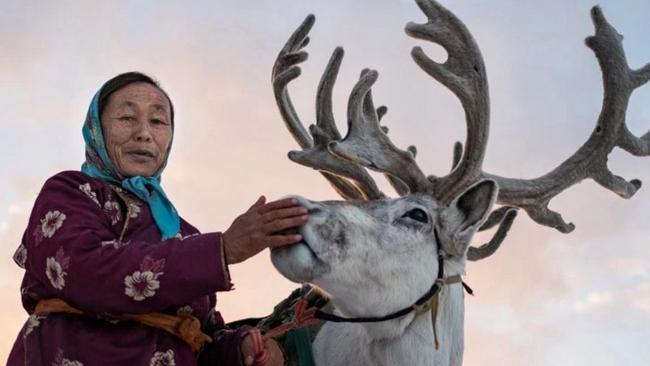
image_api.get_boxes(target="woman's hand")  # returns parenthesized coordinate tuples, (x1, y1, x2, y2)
(241, 329, 285, 366)
(222, 196, 307, 264)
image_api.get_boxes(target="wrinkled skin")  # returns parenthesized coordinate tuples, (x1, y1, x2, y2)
(101, 82, 172, 178)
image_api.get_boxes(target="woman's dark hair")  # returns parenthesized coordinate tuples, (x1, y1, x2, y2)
(97, 72, 175, 124)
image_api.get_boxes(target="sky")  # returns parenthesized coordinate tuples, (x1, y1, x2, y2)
(1, 0, 649, 364)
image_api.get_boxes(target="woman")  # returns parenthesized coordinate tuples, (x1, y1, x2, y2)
(7, 72, 305, 365)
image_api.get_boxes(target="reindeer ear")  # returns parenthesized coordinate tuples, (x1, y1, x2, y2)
(440, 180, 498, 256)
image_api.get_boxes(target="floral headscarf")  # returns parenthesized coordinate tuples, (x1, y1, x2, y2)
(81, 87, 180, 240)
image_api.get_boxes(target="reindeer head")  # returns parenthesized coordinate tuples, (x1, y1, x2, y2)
(272, 182, 496, 316)
(270, 0, 649, 317)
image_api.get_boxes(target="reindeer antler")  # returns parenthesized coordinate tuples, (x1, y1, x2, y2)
(406, 1, 649, 259)
(273, 1, 648, 261)
(272, 15, 383, 200)
(328, 69, 431, 193)
(405, 0, 490, 203)
(476, 6, 650, 234)
(273, 14, 434, 199)
(405, 0, 519, 260)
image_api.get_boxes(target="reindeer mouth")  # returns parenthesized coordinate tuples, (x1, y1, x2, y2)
(274, 227, 319, 258)
(271, 224, 331, 283)
(297, 240, 318, 258)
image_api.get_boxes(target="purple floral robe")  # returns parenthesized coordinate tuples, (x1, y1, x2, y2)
(7, 171, 250, 366)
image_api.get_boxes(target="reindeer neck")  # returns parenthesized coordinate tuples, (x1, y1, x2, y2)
(433, 280, 466, 365)
(331, 258, 467, 339)
(354, 282, 465, 366)
(314, 259, 467, 366)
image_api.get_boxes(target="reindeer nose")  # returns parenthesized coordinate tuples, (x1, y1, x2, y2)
(307, 207, 322, 215)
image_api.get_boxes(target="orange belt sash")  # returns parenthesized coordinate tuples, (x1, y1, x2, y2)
(34, 298, 212, 352)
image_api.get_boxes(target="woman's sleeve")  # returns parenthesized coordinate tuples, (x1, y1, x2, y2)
(23, 171, 232, 315)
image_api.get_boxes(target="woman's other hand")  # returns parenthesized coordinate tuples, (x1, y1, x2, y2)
(241, 329, 285, 366)
(222, 196, 307, 265)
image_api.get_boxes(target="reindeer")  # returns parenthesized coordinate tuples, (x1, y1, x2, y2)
(268, 0, 650, 364)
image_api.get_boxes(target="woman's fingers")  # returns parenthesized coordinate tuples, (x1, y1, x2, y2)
(241, 331, 285, 366)
(225, 197, 310, 263)
(262, 216, 308, 235)
(248, 196, 266, 211)
(264, 338, 286, 366)
(241, 334, 256, 365)
(266, 234, 303, 248)
(262, 206, 308, 223)
(257, 197, 302, 214)
(244, 356, 254, 366)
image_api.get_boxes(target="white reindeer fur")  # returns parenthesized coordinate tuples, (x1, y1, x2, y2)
(271, 182, 497, 365)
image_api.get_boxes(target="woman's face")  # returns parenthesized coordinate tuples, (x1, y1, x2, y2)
(100, 82, 173, 177)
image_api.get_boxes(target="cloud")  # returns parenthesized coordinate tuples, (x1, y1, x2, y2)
(7, 204, 26, 216)
(574, 290, 616, 313)
(573, 281, 650, 314)
(609, 258, 649, 278)
(630, 282, 650, 313)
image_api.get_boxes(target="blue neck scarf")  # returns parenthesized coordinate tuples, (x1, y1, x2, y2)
(81, 88, 180, 240)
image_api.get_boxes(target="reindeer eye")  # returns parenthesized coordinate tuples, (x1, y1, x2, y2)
(402, 208, 428, 223)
